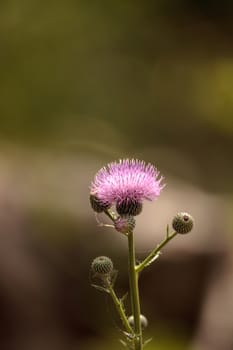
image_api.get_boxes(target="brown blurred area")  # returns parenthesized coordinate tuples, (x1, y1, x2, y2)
(0, 1, 233, 350)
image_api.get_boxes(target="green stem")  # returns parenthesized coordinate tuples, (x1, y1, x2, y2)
(104, 209, 118, 222)
(128, 231, 142, 350)
(105, 278, 133, 335)
(136, 231, 177, 273)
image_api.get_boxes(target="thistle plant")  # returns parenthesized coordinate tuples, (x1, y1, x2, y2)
(89, 159, 194, 350)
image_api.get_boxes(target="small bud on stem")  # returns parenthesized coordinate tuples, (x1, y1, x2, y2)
(128, 314, 148, 329)
(114, 216, 136, 234)
(91, 256, 113, 276)
(172, 212, 194, 234)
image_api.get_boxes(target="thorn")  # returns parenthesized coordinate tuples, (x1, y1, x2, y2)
(120, 292, 128, 304)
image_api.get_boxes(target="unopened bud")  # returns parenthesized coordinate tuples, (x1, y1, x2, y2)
(90, 194, 111, 213)
(128, 314, 148, 329)
(172, 212, 194, 234)
(91, 256, 113, 275)
(114, 216, 136, 234)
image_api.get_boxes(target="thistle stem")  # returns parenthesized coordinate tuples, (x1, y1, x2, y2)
(105, 278, 133, 335)
(136, 231, 177, 273)
(128, 231, 142, 350)
(104, 209, 118, 222)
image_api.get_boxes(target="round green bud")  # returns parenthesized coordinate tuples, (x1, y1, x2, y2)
(128, 314, 148, 329)
(91, 256, 113, 275)
(89, 194, 111, 213)
(114, 216, 136, 234)
(172, 212, 194, 234)
(116, 200, 143, 216)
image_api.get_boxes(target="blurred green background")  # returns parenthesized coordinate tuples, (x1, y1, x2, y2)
(0, 1, 233, 350)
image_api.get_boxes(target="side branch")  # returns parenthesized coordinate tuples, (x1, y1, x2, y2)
(136, 231, 177, 273)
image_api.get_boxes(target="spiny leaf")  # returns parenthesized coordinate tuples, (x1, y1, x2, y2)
(120, 292, 128, 304)
(119, 339, 128, 348)
(119, 338, 134, 350)
(91, 284, 109, 293)
(111, 269, 118, 287)
(122, 330, 135, 340)
(143, 338, 153, 347)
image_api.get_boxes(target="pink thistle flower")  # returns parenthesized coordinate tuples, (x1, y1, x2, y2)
(90, 159, 165, 216)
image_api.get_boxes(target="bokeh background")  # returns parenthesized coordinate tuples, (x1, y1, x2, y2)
(0, 1, 233, 349)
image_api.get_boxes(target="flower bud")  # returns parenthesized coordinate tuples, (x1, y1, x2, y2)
(114, 216, 136, 234)
(128, 314, 148, 329)
(89, 194, 111, 213)
(116, 200, 143, 216)
(91, 256, 113, 275)
(172, 212, 194, 234)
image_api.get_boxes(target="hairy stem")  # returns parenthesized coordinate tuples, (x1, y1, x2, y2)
(105, 278, 133, 335)
(128, 231, 142, 350)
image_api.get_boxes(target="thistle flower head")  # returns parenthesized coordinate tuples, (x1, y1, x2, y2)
(90, 159, 165, 216)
